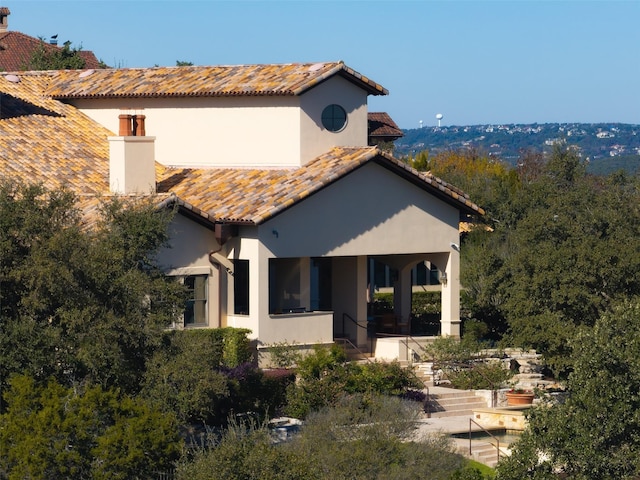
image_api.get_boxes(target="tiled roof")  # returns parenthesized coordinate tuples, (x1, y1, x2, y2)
(46, 61, 388, 99)
(368, 112, 404, 139)
(0, 69, 483, 229)
(0, 31, 101, 72)
(0, 72, 110, 194)
(157, 147, 484, 225)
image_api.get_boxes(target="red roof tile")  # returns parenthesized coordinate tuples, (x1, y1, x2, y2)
(368, 112, 404, 139)
(0, 31, 102, 72)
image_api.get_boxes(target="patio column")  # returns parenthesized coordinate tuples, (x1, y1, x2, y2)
(440, 250, 461, 337)
(355, 255, 369, 348)
(394, 265, 413, 328)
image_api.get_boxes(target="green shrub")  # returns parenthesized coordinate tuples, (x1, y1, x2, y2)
(142, 328, 259, 425)
(285, 345, 424, 418)
(446, 361, 512, 390)
(266, 340, 302, 368)
(177, 395, 472, 480)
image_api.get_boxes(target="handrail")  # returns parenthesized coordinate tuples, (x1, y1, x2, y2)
(341, 312, 369, 335)
(334, 337, 374, 363)
(341, 312, 374, 353)
(469, 418, 501, 465)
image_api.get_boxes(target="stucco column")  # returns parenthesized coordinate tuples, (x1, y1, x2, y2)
(300, 257, 311, 310)
(355, 255, 369, 348)
(393, 265, 413, 326)
(440, 250, 461, 337)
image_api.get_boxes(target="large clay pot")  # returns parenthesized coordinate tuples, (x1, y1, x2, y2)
(506, 391, 534, 406)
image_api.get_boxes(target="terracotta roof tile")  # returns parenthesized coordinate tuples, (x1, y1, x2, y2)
(46, 61, 388, 99)
(0, 72, 111, 194)
(368, 112, 404, 139)
(157, 147, 484, 224)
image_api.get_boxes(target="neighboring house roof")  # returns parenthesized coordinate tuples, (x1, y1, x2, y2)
(0, 31, 101, 71)
(0, 68, 484, 229)
(368, 112, 404, 141)
(46, 61, 388, 99)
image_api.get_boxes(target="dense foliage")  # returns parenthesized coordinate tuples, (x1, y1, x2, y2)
(0, 375, 181, 479)
(0, 181, 281, 476)
(417, 144, 640, 376)
(284, 344, 424, 419)
(176, 394, 483, 480)
(496, 300, 640, 479)
(0, 183, 188, 396)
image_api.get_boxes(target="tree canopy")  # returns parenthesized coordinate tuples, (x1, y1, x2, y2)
(496, 300, 640, 479)
(0, 374, 181, 479)
(421, 144, 640, 375)
(25, 40, 87, 70)
(0, 181, 186, 397)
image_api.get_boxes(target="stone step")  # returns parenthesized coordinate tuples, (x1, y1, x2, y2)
(425, 390, 488, 418)
(430, 408, 482, 418)
(471, 442, 501, 468)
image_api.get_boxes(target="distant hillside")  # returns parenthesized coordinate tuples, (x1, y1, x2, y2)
(395, 123, 640, 175)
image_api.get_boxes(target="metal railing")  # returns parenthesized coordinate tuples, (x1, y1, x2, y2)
(334, 336, 374, 363)
(469, 418, 501, 465)
(339, 312, 374, 354)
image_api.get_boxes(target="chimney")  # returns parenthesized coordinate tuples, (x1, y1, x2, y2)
(108, 113, 156, 194)
(0, 7, 10, 32)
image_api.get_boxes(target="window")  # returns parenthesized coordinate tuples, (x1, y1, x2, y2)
(234, 259, 249, 315)
(321, 104, 347, 132)
(269, 258, 301, 314)
(311, 257, 332, 311)
(184, 275, 207, 326)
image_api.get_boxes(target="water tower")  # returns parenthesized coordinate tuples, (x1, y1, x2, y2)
(436, 113, 443, 127)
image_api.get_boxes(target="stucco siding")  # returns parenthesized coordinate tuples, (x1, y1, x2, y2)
(299, 76, 369, 164)
(72, 96, 302, 168)
(159, 214, 217, 271)
(157, 213, 221, 328)
(259, 162, 459, 258)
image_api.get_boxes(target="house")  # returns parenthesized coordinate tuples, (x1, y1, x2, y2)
(0, 61, 484, 363)
(0, 7, 102, 71)
(367, 111, 404, 147)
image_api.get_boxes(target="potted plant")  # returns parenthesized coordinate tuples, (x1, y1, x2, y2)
(505, 387, 535, 406)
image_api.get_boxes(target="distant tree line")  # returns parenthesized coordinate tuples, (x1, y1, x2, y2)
(398, 123, 640, 171)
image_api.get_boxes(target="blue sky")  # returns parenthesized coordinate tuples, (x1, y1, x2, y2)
(9, 0, 640, 128)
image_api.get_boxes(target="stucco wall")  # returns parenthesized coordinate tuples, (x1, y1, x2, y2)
(157, 213, 221, 327)
(299, 76, 369, 164)
(72, 74, 368, 168)
(72, 96, 301, 168)
(259, 162, 460, 258)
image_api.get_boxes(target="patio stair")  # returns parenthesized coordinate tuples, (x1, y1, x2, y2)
(412, 361, 435, 384)
(465, 441, 505, 469)
(425, 390, 488, 418)
(334, 337, 373, 361)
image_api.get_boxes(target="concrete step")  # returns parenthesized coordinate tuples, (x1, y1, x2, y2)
(471, 442, 501, 468)
(426, 390, 488, 418)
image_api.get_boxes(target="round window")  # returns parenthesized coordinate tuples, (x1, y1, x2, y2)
(321, 104, 347, 132)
